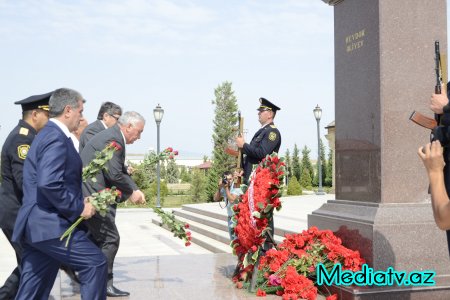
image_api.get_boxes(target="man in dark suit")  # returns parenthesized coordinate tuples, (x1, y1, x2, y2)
(0, 92, 51, 299)
(12, 88, 107, 300)
(80, 111, 146, 297)
(236, 97, 282, 184)
(79, 101, 122, 151)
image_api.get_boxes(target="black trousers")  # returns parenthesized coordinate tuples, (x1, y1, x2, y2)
(85, 206, 119, 280)
(0, 228, 23, 299)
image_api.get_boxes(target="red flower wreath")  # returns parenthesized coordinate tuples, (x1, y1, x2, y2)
(231, 153, 285, 280)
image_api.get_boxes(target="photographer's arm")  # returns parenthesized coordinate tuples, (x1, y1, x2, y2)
(418, 141, 450, 230)
(225, 187, 238, 203)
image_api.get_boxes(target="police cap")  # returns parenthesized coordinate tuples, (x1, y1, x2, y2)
(14, 91, 52, 112)
(257, 97, 280, 112)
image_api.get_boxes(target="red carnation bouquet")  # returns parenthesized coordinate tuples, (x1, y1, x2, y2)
(254, 227, 365, 299)
(142, 147, 178, 166)
(153, 207, 192, 246)
(60, 141, 123, 246)
(138, 146, 191, 246)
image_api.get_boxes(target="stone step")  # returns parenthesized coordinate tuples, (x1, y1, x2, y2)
(179, 204, 291, 242)
(172, 208, 229, 232)
(171, 207, 285, 245)
(181, 203, 228, 221)
(151, 216, 232, 254)
(171, 214, 232, 246)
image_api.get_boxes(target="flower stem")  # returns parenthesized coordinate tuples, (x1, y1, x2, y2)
(60, 216, 85, 246)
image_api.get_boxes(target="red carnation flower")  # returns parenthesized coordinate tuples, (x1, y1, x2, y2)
(185, 223, 190, 229)
(109, 141, 122, 151)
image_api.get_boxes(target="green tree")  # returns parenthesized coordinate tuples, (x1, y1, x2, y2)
(325, 148, 333, 187)
(179, 166, 191, 183)
(205, 81, 239, 201)
(301, 146, 314, 184)
(284, 148, 292, 183)
(148, 181, 169, 206)
(313, 139, 327, 187)
(287, 176, 302, 195)
(160, 163, 167, 180)
(166, 159, 179, 183)
(131, 161, 153, 190)
(300, 167, 312, 190)
(190, 168, 207, 202)
(292, 144, 301, 181)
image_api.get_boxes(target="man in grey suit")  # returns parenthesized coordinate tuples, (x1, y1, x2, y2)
(80, 111, 146, 297)
(79, 101, 122, 151)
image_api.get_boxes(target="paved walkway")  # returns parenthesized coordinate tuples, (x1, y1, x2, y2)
(0, 194, 334, 299)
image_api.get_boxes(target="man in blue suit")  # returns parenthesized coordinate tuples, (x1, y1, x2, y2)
(12, 88, 108, 300)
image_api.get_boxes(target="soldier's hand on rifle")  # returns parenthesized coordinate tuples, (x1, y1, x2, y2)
(430, 82, 449, 114)
(418, 141, 445, 175)
(236, 136, 245, 148)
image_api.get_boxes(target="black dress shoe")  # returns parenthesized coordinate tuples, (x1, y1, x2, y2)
(60, 265, 80, 284)
(106, 285, 130, 297)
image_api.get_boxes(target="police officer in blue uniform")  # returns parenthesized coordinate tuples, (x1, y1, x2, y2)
(236, 97, 282, 184)
(0, 92, 52, 299)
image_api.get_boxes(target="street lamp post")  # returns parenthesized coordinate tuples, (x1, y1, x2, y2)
(313, 104, 326, 195)
(153, 104, 164, 208)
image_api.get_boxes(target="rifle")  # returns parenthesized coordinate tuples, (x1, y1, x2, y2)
(235, 112, 244, 187)
(224, 112, 244, 187)
(409, 40, 443, 129)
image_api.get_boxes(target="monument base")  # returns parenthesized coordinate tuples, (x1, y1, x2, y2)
(308, 200, 450, 299)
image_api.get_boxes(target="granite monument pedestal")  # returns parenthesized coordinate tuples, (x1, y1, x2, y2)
(310, 0, 450, 298)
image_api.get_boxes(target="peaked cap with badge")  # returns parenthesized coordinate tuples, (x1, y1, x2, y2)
(241, 97, 282, 184)
(14, 91, 52, 112)
(0, 91, 53, 230)
(257, 97, 281, 112)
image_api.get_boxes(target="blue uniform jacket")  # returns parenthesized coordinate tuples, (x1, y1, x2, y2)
(12, 121, 84, 244)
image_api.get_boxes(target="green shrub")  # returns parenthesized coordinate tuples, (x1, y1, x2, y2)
(287, 176, 302, 195)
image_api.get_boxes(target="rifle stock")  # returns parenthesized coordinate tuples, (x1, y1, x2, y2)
(410, 41, 444, 130)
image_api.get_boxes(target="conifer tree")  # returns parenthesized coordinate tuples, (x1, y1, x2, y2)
(284, 148, 292, 184)
(166, 159, 180, 183)
(300, 167, 312, 190)
(325, 148, 333, 187)
(292, 144, 301, 181)
(287, 176, 302, 195)
(301, 146, 314, 184)
(190, 168, 207, 202)
(313, 139, 327, 187)
(205, 81, 239, 201)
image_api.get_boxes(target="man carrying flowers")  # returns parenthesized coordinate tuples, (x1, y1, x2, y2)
(80, 111, 146, 297)
(12, 88, 108, 300)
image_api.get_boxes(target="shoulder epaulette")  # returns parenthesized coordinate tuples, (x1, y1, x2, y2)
(19, 127, 29, 136)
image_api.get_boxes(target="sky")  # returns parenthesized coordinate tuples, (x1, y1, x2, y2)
(0, 0, 335, 159)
